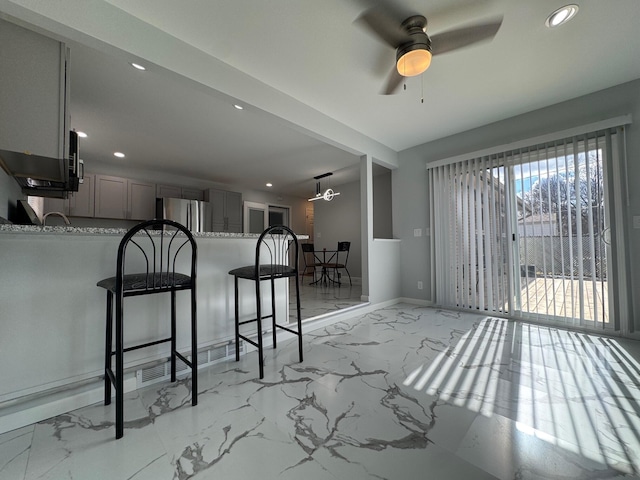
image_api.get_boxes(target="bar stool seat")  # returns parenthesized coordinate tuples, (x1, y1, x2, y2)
(228, 225, 303, 379)
(97, 219, 198, 439)
(228, 264, 297, 280)
(97, 272, 193, 292)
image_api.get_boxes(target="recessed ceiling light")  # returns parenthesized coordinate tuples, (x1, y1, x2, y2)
(114, 152, 125, 158)
(545, 5, 579, 28)
(266, 183, 273, 187)
(130, 62, 146, 71)
(234, 104, 244, 110)
(76, 131, 87, 138)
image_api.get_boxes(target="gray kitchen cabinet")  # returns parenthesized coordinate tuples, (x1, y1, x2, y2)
(95, 175, 127, 219)
(181, 187, 204, 201)
(43, 173, 95, 218)
(156, 184, 182, 199)
(157, 184, 204, 201)
(128, 179, 156, 220)
(95, 175, 155, 220)
(68, 173, 95, 217)
(208, 188, 242, 232)
(0, 18, 69, 160)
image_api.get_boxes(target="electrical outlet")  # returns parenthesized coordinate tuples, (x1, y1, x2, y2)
(417, 281, 423, 290)
(414, 228, 422, 237)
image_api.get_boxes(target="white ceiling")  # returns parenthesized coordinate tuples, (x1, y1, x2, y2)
(6, 0, 640, 198)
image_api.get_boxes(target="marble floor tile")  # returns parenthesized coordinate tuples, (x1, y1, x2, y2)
(23, 391, 174, 480)
(4, 303, 640, 480)
(0, 425, 32, 480)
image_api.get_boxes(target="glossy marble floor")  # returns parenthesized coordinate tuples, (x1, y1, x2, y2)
(3, 304, 640, 480)
(292, 277, 365, 320)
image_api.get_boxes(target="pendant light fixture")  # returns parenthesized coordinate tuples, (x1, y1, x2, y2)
(308, 172, 340, 202)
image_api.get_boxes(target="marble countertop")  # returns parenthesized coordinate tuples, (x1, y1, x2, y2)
(0, 224, 260, 238)
(0, 224, 308, 239)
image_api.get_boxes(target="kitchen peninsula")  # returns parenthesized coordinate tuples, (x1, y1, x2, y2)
(0, 225, 306, 432)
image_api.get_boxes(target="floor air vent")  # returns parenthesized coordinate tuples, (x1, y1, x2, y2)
(136, 341, 243, 388)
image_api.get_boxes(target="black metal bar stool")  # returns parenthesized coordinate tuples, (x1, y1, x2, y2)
(97, 219, 198, 439)
(228, 225, 303, 378)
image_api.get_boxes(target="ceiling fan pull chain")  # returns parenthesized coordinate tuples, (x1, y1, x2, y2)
(402, 56, 407, 90)
(421, 73, 424, 103)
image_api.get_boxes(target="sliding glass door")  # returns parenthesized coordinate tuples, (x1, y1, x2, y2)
(510, 138, 611, 329)
(429, 125, 626, 331)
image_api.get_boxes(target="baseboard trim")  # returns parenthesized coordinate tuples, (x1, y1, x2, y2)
(0, 375, 137, 435)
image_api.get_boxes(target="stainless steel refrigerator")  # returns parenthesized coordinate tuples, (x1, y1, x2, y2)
(156, 198, 211, 232)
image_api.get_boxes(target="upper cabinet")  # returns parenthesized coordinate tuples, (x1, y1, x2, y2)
(94, 175, 127, 219)
(44, 174, 95, 217)
(128, 179, 156, 220)
(68, 174, 95, 218)
(181, 187, 205, 201)
(0, 18, 69, 159)
(95, 175, 155, 220)
(156, 184, 182, 199)
(157, 184, 204, 201)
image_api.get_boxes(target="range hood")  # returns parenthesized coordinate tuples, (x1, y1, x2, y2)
(0, 131, 82, 198)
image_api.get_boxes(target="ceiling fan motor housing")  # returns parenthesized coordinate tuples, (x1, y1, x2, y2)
(396, 15, 432, 77)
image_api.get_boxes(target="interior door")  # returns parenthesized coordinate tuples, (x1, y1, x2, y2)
(243, 201, 267, 234)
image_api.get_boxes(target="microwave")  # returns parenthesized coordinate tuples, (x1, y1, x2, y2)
(0, 130, 83, 198)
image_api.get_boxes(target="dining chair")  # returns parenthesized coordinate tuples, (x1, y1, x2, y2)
(301, 242, 322, 283)
(323, 241, 352, 286)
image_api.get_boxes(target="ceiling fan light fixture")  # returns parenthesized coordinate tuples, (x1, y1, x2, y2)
(396, 47, 432, 77)
(545, 5, 579, 28)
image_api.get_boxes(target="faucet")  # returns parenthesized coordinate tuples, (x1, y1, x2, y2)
(43, 211, 71, 226)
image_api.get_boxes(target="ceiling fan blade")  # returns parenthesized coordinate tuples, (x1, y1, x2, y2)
(381, 68, 404, 95)
(356, 6, 411, 48)
(430, 16, 503, 56)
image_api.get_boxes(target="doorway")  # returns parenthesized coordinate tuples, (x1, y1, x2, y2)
(269, 205, 289, 228)
(243, 201, 291, 233)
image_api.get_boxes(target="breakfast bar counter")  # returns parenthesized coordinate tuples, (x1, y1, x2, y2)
(0, 225, 306, 417)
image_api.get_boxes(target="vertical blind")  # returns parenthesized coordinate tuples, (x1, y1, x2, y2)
(428, 123, 628, 330)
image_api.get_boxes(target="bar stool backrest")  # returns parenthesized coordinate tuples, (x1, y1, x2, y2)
(255, 225, 299, 278)
(116, 219, 197, 294)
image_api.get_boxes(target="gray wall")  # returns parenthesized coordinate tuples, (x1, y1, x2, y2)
(394, 79, 640, 330)
(313, 178, 362, 279)
(373, 169, 393, 239)
(0, 169, 24, 221)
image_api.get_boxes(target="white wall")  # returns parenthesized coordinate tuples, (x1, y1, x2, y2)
(395, 79, 640, 330)
(0, 233, 275, 401)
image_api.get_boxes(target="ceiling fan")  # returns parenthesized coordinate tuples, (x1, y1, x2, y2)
(357, 2, 503, 94)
